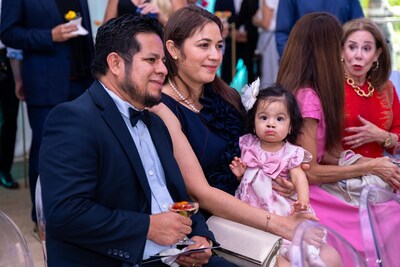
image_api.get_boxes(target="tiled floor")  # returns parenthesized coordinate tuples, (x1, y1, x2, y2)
(0, 161, 45, 267)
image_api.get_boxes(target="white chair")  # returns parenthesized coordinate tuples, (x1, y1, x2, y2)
(290, 220, 367, 267)
(0, 210, 34, 267)
(359, 185, 400, 267)
(35, 176, 47, 265)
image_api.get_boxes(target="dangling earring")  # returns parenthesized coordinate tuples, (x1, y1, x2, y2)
(372, 60, 379, 71)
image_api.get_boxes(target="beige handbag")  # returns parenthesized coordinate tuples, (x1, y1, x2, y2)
(206, 215, 282, 267)
(320, 150, 391, 206)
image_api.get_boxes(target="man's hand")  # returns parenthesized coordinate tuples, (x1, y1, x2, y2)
(221, 19, 230, 39)
(15, 79, 25, 100)
(51, 23, 79, 42)
(175, 236, 212, 267)
(147, 212, 192, 246)
(234, 29, 247, 42)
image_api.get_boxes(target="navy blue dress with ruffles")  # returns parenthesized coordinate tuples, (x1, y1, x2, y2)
(161, 84, 244, 196)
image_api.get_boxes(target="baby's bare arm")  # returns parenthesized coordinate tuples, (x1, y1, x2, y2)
(290, 166, 310, 212)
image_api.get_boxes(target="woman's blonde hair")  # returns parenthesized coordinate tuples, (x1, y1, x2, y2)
(151, 0, 173, 18)
(341, 18, 391, 90)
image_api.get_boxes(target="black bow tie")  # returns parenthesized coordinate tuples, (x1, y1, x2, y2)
(129, 107, 151, 127)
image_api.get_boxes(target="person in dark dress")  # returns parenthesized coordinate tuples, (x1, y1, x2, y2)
(151, 5, 318, 241)
(214, 0, 259, 84)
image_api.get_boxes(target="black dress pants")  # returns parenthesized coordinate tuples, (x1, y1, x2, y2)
(0, 49, 19, 177)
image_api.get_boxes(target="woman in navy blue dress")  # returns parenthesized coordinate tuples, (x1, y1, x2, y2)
(162, 83, 244, 197)
(152, 5, 318, 242)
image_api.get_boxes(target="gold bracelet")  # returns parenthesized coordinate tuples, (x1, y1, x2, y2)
(265, 212, 271, 232)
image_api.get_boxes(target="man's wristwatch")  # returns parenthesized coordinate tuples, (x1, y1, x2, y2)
(383, 132, 392, 148)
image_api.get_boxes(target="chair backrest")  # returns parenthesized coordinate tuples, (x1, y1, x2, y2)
(290, 220, 367, 267)
(359, 185, 400, 267)
(35, 175, 47, 264)
(0, 210, 34, 267)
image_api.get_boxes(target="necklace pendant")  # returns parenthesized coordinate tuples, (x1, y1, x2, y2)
(345, 75, 375, 98)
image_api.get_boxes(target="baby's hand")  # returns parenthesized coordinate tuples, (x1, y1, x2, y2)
(229, 156, 246, 181)
(291, 200, 309, 214)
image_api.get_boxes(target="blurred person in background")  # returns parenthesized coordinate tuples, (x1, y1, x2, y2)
(275, 0, 364, 59)
(0, 0, 19, 189)
(103, 0, 187, 25)
(214, 0, 259, 85)
(251, 0, 279, 87)
(1, 0, 94, 232)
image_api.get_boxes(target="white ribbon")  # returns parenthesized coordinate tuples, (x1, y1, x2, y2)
(241, 78, 260, 111)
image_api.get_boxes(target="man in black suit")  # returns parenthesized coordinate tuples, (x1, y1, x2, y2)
(39, 15, 236, 267)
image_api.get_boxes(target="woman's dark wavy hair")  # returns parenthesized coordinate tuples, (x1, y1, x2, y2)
(163, 5, 244, 116)
(277, 12, 344, 153)
(245, 84, 303, 145)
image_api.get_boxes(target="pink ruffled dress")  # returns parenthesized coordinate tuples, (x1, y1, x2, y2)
(235, 133, 308, 216)
(235, 134, 322, 261)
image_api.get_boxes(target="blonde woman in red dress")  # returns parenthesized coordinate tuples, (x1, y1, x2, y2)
(341, 18, 400, 159)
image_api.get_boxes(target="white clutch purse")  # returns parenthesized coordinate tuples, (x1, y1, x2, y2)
(206, 215, 282, 267)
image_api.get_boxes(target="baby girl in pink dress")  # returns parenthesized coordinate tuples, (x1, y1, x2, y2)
(230, 80, 333, 266)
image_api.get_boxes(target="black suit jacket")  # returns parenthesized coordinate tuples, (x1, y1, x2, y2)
(236, 0, 259, 51)
(39, 81, 214, 267)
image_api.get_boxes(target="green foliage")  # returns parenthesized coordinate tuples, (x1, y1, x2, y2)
(362, 0, 400, 7)
(389, 0, 400, 6)
(360, 0, 369, 9)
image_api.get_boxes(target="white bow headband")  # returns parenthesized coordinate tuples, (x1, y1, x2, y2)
(240, 78, 260, 111)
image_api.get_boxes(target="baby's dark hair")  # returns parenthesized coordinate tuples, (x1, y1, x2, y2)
(244, 83, 303, 144)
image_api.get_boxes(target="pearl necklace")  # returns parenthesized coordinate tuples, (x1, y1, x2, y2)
(345, 75, 375, 98)
(168, 78, 200, 113)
